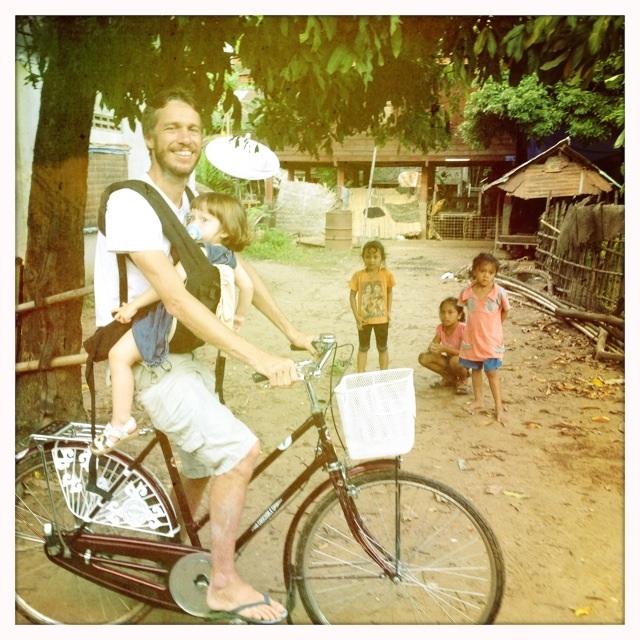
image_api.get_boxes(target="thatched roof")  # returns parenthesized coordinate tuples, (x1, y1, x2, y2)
(482, 137, 621, 200)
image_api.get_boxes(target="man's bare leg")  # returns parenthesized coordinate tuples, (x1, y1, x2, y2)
(180, 476, 210, 514)
(206, 441, 286, 622)
(379, 348, 389, 370)
(171, 475, 209, 543)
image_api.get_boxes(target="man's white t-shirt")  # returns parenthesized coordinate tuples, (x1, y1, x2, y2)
(93, 174, 192, 327)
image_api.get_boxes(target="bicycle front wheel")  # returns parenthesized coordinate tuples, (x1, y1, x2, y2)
(295, 469, 504, 624)
(16, 445, 172, 624)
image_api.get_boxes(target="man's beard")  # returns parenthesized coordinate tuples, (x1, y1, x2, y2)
(155, 146, 200, 178)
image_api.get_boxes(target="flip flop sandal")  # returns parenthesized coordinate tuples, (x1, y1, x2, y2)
(205, 593, 288, 625)
(91, 418, 138, 456)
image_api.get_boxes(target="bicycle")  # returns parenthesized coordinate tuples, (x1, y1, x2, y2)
(15, 334, 505, 625)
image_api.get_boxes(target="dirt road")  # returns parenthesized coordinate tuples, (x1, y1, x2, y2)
(66, 239, 627, 629)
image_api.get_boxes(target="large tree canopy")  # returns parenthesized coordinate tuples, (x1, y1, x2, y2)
(459, 65, 624, 164)
(244, 15, 627, 154)
(15, 15, 624, 432)
(18, 16, 625, 155)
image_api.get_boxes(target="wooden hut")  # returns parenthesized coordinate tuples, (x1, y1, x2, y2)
(482, 137, 620, 254)
(276, 128, 516, 241)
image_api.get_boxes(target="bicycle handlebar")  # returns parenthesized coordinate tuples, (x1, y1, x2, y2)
(252, 333, 338, 384)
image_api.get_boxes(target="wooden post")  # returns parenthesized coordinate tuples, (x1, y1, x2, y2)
(502, 194, 513, 236)
(595, 328, 624, 362)
(424, 163, 436, 206)
(264, 177, 273, 204)
(336, 163, 345, 193)
(16, 257, 24, 359)
(418, 163, 428, 239)
(494, 190, 503, 249)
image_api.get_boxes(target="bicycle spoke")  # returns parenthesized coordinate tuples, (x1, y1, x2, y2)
(295, 470, 504, 624)
(15, 446, 170, 624)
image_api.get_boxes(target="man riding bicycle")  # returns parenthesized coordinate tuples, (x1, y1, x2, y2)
(93, 86, 316, 624)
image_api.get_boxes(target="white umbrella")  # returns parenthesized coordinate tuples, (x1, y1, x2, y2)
(204, 135, 280, 181)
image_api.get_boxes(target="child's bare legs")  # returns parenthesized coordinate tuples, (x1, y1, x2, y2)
(449, 356, 469, 389)
(418, 352, 454, 385)
(107, 330, 141, 437)
(92, 331, 141, 455)
(379, 348, 389, 370)
(468, 368, 485, 411)
(485, 369, 506, 423)
(357, 349, 368, 373)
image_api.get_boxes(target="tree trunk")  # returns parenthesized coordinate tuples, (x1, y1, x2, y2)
(16, 21, 96, 439)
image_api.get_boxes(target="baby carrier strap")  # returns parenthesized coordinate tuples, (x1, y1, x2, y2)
(97, 179, 221, 352)
(84, 181, 222, 495)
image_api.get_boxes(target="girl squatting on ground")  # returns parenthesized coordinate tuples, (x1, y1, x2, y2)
(418, 296, 469, 395)
(458, 252, 510, 424)
(349, 240, 396, 373)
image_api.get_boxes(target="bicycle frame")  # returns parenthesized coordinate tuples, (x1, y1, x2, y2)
(22, 341, 401, 616)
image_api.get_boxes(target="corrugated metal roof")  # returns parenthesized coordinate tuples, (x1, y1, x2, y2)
(482, 137, 620, 199)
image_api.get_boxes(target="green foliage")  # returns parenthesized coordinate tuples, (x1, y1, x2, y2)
(242, 228, 331, 266)
(17, 16, 250, 136)
(243, 228, 301, 262)
(460, 70, 623, 148)
(17, 15, 624, 159)
(311, 168, 336, 190)
(465, 16, 624, 159)
(471, 16, 624, 88)
(553, 83, 620, 142)
(238, 16, 473, 155)
(195, 155, 239, 195)
(330, 358, 351, 377)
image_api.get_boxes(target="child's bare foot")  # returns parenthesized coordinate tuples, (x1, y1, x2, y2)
(496, 408, 507, 424)
(464, 400, 485, 414)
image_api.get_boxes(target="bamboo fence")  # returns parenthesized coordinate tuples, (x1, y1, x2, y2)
(535, 201, 624, 315)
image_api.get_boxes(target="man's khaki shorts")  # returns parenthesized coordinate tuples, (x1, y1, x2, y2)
(133, 352, 258, 478)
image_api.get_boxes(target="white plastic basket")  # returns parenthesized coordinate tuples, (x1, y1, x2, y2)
(334, 368, 416, 460)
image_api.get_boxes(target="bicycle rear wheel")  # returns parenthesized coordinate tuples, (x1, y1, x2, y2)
(16, 444, 176, 624)
(295, 469, 504, 624)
